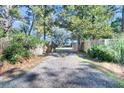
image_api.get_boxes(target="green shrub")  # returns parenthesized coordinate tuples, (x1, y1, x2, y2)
(87, 45, 104, 58)
(119, 46, 124, 64)
(87, 38, 124, 64)
(24, 36, 44, 49)
(87, 45, 106, 58)
(110, 39, 124, 64)
(2, 32, 47, 64)
(87, 45, 117, 62)
(2, 43, 30, 64)
(11, 33, 47, 49)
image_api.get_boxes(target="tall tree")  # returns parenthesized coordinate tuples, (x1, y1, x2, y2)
(122, 5, 124, 32)
(57, 5, 114, 50)
(20, 5, 38, 35)
(0, 5, 20, 33)
(32, 5, 53, 39)
(62, 6, 114, 39)
(111, 17, 121, 33)
(42, 5, 54, 40)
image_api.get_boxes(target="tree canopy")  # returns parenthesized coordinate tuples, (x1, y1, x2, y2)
(0, 5, 123, 46)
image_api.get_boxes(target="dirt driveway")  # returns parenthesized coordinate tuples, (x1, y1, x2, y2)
(0, 48, 117, 88)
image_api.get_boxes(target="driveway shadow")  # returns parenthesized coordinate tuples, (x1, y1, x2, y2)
(0, 68, 26, 82)
(40, 62, 117, 88)
(0, 68, 40, 88)
(49, 48, 77, 57)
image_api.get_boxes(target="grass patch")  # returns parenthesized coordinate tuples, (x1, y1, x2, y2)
(78, 56, 124, 88)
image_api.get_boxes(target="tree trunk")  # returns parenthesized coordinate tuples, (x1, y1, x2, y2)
(4, 5, 12, 33)
(77, 35, 80, 51)
(43, 5, 47, 40)
(28, 14, 35, 35)
(122, 5, 124, 32)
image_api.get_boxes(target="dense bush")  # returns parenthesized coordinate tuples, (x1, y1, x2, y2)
(11, 33, 46, 49)
(2, 43, 30, 64)
(119, 47, 124, 64)
(2, 33, 47, 64)
(87, 45, 117, 62)
(23, 36, 47, 49)
(110, 39, 124, 64)
(87, 38, 124, 64)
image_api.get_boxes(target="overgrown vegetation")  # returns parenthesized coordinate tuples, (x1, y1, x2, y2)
(1, 33, 47, 64)
(87, 39, 124, 64)
(11, 33, 47, 49)
(87, 45, 117, 62)
(2, 43, 30, 64)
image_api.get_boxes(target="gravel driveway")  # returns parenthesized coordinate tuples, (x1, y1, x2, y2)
(0, 48, 117, 88)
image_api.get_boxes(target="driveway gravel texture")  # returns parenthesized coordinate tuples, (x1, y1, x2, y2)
(0, 48, 117, 88)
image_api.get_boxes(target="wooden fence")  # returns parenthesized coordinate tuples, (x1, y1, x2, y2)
(79, 39, 123, 52)
(0, 37, 123, 53)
